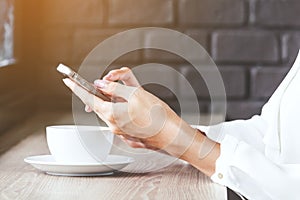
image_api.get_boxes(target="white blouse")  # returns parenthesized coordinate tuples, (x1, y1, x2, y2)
(196, 50, 300, 200)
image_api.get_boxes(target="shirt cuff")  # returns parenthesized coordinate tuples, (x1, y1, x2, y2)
(192, 124, 225, 143)
(211, 134, 239, 186)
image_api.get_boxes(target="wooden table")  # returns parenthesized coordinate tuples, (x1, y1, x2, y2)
(0, 112, 226, 200)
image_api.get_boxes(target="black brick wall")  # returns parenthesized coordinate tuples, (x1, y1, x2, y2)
(38, 0, 300, 120)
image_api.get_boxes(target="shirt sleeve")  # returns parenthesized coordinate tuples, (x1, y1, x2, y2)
(211, 134, 300, 200)
(195, 116, 300, 200)
(195, 115, 267, 153)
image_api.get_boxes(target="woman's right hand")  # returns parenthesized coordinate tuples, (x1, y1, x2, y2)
(103, 67, 140, 87)
(85, 67, 155, 149)
(85, 67, 140, 112)
(64, 66, 219, 177)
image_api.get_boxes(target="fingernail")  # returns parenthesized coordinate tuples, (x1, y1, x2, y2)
(94, 80, 107, 88)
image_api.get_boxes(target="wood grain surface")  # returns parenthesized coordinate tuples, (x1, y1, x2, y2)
(0, 112, 226, 200)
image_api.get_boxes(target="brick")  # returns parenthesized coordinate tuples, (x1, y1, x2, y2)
(178, 0, 245, 26)
(72, 29, 142, 64)
(225, 101, 265, 120)
(254, 0, 300, 27)
(41, 28, 73, 63)
(143, 30, 209, 63)
(143, 84, 176, 101)
(220, 66, 247, 98)
(212, 31, 279, 63)
(251, 67, 290, 100)
(282, 33, 300, 64)
(184, 30, 209, 52)
(108, 0, 173, 25)
(43, 0, 104, 24)
(143, 49, 185, 63)
(131, 64, 178, 100)
(179, 65, 246, 99)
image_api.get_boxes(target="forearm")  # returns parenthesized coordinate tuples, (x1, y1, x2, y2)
(146, 116, 220, 177)
(179, 129, 220, 177)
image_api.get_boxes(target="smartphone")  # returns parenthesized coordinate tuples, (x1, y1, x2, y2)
(57, 64, 111, 101)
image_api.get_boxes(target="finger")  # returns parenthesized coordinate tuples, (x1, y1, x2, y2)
(63, 78, 111, 115)
(103, 67, 140, 87)
(94, 80, 137, 101)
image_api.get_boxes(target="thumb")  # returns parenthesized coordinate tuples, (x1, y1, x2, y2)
(94, 80, 137, 101)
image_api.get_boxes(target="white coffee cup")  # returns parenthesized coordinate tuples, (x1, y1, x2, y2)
(46, 125, 114, 163)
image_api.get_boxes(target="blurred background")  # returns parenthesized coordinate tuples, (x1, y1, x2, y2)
(1, 0, 300, 133)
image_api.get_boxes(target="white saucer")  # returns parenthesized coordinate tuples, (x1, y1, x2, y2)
(24, 155, 134, 177)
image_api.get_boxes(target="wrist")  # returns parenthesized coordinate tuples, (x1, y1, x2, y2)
(145, 116, 219, 176)
(145, 114, 201, 158)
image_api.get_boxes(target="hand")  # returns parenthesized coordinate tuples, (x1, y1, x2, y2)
(62, 67, 220, 176)
(85, 67, 158, 149)
(85, 67, 140, 112)
(63, 67, 182, 150)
